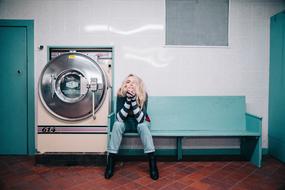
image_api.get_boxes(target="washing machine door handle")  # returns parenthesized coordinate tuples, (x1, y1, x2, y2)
(90, 77, 98, 120)
(90, 78, 98, 92)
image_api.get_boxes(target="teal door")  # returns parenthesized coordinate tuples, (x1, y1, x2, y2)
(0, 25, 29, 154)
(269, 11, 285, 162)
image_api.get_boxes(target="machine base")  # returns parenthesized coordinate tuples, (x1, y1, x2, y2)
(37, 134, 108, 153)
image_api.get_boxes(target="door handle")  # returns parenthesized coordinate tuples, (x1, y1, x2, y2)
(17, 70, 21, 74)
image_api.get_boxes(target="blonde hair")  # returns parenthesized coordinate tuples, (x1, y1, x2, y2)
(117, 74, 147, 108)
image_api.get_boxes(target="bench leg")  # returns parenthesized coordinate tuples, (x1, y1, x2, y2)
(177, 137, 183, 161)
(240, 136, 262, 168)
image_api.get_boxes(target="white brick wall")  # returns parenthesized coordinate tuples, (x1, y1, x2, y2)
(1, 0, 284, 148)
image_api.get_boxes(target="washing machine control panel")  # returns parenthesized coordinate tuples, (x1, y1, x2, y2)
(50, 48, 112, 66)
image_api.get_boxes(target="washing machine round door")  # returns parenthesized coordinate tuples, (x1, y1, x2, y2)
(39, 53, 108, 121)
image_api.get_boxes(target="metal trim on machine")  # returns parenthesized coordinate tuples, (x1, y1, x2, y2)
(39, 52, 109, 121)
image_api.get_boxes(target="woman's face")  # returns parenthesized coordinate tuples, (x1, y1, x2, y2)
(124, 76, 137, 93)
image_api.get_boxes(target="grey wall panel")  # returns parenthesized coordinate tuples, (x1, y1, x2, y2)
(166, 0, 229, 46)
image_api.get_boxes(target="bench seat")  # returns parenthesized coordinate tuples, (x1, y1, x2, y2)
(108, 96, 262, 167)
(125, 130, 260, 137)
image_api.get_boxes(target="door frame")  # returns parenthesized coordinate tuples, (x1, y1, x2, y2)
(0, 20, 35, 155)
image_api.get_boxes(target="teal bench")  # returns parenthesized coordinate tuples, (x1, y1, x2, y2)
(108, 96, 262, 167)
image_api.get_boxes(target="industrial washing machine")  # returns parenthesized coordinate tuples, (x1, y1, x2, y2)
(37, 47, 112, 154)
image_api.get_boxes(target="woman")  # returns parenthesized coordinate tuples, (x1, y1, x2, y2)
(105, 74, 159, 180)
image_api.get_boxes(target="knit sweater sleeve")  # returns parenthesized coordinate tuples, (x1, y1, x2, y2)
(131, 95, 148, 123)
(116, 96, 131, 122)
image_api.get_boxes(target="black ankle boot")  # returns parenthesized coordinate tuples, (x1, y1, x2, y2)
(148, 152, 159, 180)
(104, 153, 115, 179)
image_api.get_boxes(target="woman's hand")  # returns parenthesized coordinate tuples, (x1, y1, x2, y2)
(126, 88, 136, 98)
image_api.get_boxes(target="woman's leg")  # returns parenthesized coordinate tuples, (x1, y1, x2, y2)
(105, 121, 126, 179)
(137, 122, 159, 180)
(137, 122, 155, 153)
(107, 121, 126, 154)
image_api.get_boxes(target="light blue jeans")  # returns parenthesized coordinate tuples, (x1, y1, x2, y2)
(107, 121, 155, 154)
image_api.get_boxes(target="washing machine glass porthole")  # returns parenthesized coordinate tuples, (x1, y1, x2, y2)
(55, 69, 88, 104)
(60, 73, 80, 98)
